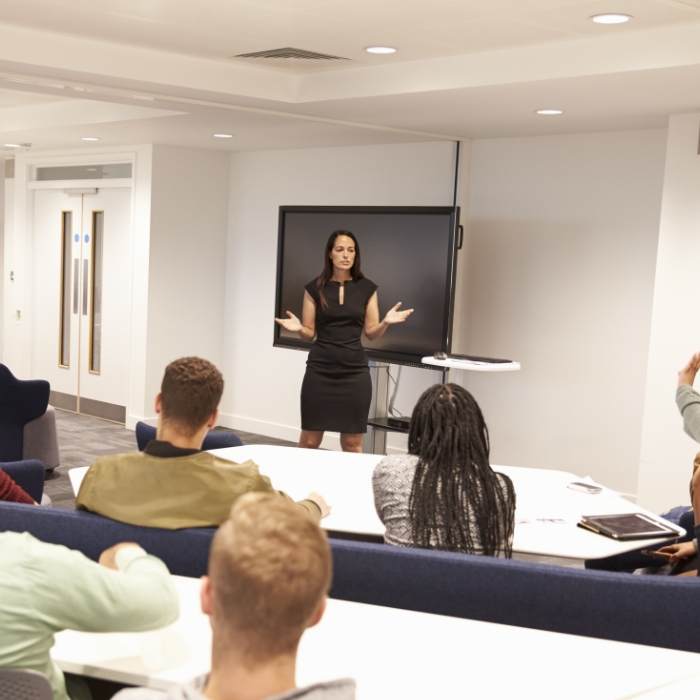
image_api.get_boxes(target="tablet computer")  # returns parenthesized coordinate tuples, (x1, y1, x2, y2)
(578, 513, 679, 541)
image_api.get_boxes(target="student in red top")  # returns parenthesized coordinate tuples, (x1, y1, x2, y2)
(0, 468, 35, 504)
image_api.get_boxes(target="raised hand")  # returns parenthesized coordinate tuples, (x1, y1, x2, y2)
(383, 302, 414, 325)
(275, 311, 303, 333)
(678, 352, 700, 388)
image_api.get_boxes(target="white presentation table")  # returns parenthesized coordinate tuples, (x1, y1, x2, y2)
(421, 355, 521, 372)
(51, 575, 700, 700)
(69, 444, 684, 560)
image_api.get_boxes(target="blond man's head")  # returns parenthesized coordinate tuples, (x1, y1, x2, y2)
(207, 493, 332, 663)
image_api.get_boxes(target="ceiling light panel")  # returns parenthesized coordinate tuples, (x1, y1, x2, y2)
(512, 0, 700, 37)
(590, 14, 632, 24)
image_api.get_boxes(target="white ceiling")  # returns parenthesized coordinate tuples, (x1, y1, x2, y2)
(2, 0, 700, 154)
(2, 0, 700, 71)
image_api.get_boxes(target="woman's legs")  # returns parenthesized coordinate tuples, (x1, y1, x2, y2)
(298, 430, 323, 449)
(340, 433, 363, 453)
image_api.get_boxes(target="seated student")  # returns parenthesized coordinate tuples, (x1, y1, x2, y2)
(656, 351, 700, 571)
(0, 467, 35, 504)
(0, 535, 179, 700)
(114, 493, 355, 700)
(77, 357, 329, 529)
(372, 383, 516, 556)
(586, 352, 700, 574)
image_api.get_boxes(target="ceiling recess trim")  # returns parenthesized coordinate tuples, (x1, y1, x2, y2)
(234, 47, 349, 61)
(667, 0, 700, 10)
(0, 72, 464, 142)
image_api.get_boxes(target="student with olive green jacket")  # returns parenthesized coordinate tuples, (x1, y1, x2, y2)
(76, 357, 329, 529)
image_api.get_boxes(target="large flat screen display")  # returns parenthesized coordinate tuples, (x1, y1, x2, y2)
(274, 206, 460, 366)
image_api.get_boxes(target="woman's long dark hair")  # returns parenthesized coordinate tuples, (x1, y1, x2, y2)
(316, 230, 364, 309)
(407, 383, 516, 556)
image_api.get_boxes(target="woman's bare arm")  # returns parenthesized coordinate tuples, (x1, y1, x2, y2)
(364, 292, 413, 341)
(275, 290, 316, 341)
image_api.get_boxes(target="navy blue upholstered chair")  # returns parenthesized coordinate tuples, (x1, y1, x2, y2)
(1, 461, 45, 503)
(328, 539, 700, 654)
(0, 502, 214, 578)
(135, 421, 243, 451)
(0, 364, 50, 463)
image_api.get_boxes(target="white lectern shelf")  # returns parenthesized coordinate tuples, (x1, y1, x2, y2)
(421, 356, 521, 372)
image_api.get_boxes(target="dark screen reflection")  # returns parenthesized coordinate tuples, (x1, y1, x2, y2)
(276, 210, 456, 361)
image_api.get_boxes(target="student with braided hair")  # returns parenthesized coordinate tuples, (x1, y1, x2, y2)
(372, 383, 516, 556)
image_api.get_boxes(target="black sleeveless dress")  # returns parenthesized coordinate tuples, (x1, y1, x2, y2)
(301, 277, 378, 434)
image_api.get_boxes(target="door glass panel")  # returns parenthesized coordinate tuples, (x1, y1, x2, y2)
(59, 212, 72, 367)
(89, 211, 104, 374)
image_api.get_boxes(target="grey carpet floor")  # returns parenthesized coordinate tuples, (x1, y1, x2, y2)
(45, 410, 583, 569)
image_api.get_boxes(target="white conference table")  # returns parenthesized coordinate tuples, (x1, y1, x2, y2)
(69, 444, 684, 560)
(630, 674, 700, 698)
(213, 445, 685, 559)
(51, 575, 700, 700)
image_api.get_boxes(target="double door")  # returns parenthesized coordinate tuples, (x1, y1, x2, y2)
(33, 187, 131, 422)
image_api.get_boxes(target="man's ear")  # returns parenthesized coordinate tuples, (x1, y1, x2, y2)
(200, 576, 213, 616)
(155, 393, 163, 415)
(307, 597, 326, 630)
(206, 408, 219, 429)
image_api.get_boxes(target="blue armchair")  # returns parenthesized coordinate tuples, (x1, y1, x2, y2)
(135, 421, 243, 451)
(0, 364, 50, 463)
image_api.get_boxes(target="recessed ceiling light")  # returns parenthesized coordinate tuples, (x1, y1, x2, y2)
(365, 46, 397, 54)
(81, 137, 100, 141)
(591, 13, 632, 24)
(536, 109, 564, 115)
(214, 133, 234, 138)
(4, 143, 20, 148)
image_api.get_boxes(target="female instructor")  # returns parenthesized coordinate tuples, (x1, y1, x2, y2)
(276, 230, 413, 453)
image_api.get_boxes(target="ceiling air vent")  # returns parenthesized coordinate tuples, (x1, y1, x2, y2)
(234, 47, 349, 61)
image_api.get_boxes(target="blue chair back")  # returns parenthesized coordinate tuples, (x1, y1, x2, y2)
(135, 421, 243, 451)
(1, 461, 45, 502)
(0, 502, 214, 577)
(329, 539, 700, 654)
(5, 501, 700, 654)
(0, 365, 50, 462)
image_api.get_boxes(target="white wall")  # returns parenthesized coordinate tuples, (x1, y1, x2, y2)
(637, 114, 700, 512)
(0, 158, 6, 361)
(221, 141, 456, 450)
(463, 130, 668, 497)
(136, 145, 230, 424)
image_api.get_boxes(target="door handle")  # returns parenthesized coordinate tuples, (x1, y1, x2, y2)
(73, 259, 79, 314)
(82, 259, 89, 315)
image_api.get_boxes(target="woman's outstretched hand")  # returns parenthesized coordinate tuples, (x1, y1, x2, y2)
(275, 311, 303, 332)
(383, 302, 414, 325)
(678, 352, 700, 388)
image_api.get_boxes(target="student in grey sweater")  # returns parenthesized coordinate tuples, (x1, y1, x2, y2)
(114, 493, 355, 700)
(373, 383, 515, 556)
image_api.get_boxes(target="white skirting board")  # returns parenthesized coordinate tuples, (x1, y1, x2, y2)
(217, 412, 408, 455)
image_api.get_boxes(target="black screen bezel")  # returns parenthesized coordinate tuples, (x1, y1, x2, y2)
(273, 205, 460, 367)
